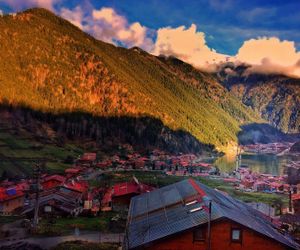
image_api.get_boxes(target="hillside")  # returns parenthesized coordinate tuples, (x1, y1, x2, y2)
(217, 64, 300, 134)
(0, 8, 260, 153)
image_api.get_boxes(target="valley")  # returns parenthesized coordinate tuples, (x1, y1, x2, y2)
(0, 7, 299, 250)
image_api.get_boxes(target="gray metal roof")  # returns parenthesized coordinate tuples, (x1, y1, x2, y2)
(125, 179, 299, 249)
(21, 190, 81, 215)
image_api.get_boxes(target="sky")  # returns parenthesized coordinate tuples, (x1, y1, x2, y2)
(1, 0, 300, 77)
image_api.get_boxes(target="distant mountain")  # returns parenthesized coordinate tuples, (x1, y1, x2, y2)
(216, 63, 300, 134)
(0, 8, 260, 153)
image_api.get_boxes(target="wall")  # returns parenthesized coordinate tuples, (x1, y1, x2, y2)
(294, 199, 300, 215)
(142, 219, 289, 250)
(0, 196, 24, 214)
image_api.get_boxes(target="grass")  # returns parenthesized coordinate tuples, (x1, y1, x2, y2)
(36, 212, 125, 236)
(51, 242, 119, 250)
(0, 216, 22, 226)
(0, 129, 83, 177)
(95, 171, 289, 207)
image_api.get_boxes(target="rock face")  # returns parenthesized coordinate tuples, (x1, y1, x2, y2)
(217, 64, 300, 134)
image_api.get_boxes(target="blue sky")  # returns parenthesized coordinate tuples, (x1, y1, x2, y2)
(1, 0, 300, 77)
(101, 0, 300, 54)
(0, 0, 299, 54)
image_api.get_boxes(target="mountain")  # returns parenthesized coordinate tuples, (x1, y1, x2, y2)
(0, 8, 260, 153)
(216, 64, 300, 134)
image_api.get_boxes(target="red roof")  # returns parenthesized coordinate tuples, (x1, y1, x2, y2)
(112, 181, 154, 197)
(96, 161, 111, 168)
(43, 174, 66, 183)
(81, 153, 97, 161)
(15, 182, 30, 191)
(0, 187, 24, 202)
(292, 193, 300, 201)
(64, 180, 88, 193)
(42, 175, 66, 190)
(65, 168, 82, 174)
(198, 163, 211, 168)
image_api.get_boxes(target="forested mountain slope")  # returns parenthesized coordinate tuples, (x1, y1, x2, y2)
(0, 8, 260, 152)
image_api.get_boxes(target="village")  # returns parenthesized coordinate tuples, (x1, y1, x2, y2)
(242, 142, 297, 156)
(0, 145, 300, 249)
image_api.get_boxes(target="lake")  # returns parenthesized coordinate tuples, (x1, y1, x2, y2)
(214, 153, 300, 176)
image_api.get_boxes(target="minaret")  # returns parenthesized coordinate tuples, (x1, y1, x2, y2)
(235, 145, 241, 172)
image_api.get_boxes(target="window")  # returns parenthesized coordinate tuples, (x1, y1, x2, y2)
(231, 228, 242, 243)
(193, 228, 205, 242)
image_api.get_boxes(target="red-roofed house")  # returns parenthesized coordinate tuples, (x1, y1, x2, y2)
(105, 178, 154, 211)
(0, 187, 24, 214)
(42, 175, 66, 190)
(15, 181, 30, 192)
(79, 153, 97, 163)
(65, 168, 82, 178)
(96, 160, 112, 169)
(64, 180, 88, 194)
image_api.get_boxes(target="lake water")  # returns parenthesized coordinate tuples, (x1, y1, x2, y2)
(214, 153, 300, 176)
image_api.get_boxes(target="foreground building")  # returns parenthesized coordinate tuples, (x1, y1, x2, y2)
(124, 179, 299, 250)
(0, 187, 24, 215)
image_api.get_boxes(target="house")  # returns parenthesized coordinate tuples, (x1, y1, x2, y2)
(77, 153, 97, 165)
(41, 175, 66, 190)
(22, 187, 84, 217)
(241, 179, 255, 189)
(107, 178, 154, 211)
(0, 187, 24, 215)
(124, 179, 299, 250)
(253, 181, 271, 192)
(65, 168, 82, 178)
(248, 202, 276, 217)
(292, 193, 300, 215)
(96, 160, 112, 169)
(63, 180, 88, 194)
(15, 181, 30, 192)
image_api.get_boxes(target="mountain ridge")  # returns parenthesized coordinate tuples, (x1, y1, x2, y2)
(216, 63, 300, 134)
(0, 8, 269, 153)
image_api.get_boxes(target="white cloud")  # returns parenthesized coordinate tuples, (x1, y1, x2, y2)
(236, 37, 300, 77)
(237, 37, 300, 66)
(4, 1, 299, 77)
(1, 0, 60, 11)
(153, 24, 228, 70)
(60, 6, 154, 51)
(152, 25, 300, 77)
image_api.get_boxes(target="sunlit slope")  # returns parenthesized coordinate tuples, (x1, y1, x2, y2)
(0, 8, 259, 149)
